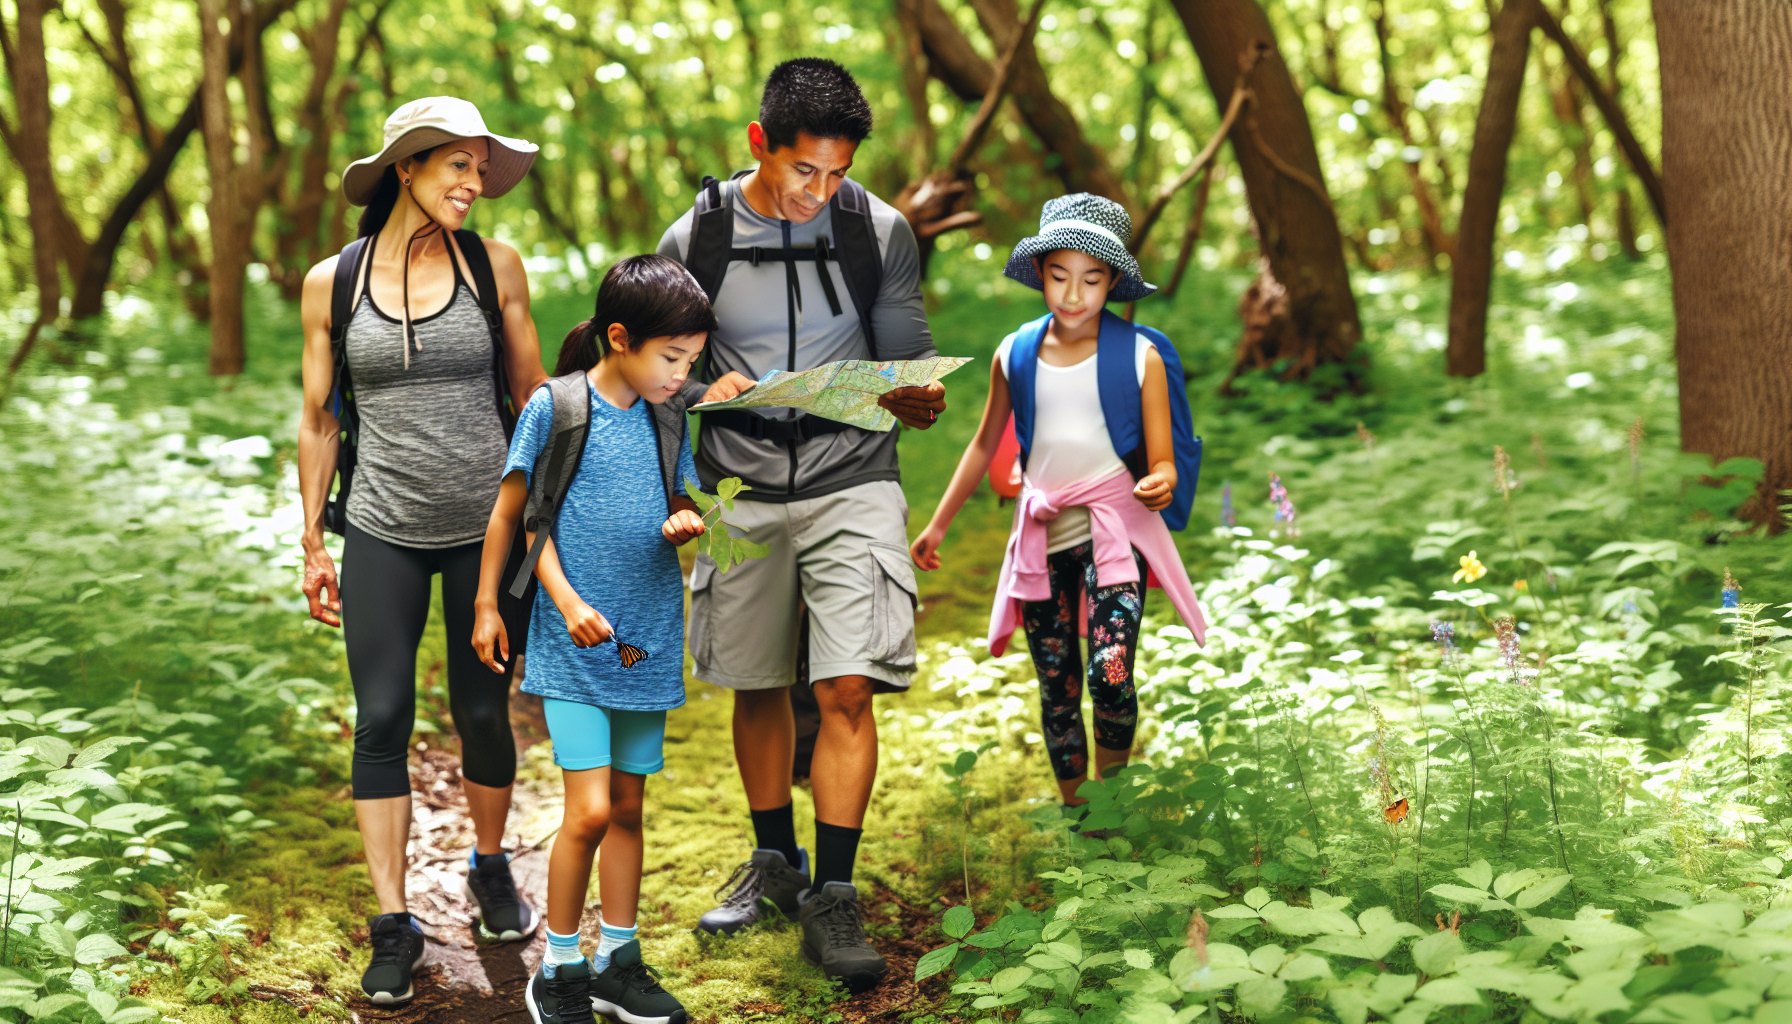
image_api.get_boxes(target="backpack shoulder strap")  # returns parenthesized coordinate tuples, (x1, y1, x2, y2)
(509, 372, 593, 598)
(450, 228, 503, 331)
(1124, 317, 1203, 531)
(685, 176, 733, 304)
(828, 178, 883, 360)
(1096, 309, 1146, 464)
(649, 392, 691, 514)
(1007, 313, 1052, 471)
(330, 237, 371, 348)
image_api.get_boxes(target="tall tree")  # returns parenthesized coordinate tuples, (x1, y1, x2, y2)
(275, 0, 353, 297)
(198, 0, 281, 375)
(1597, 0, 1639, 258)
(1445, 0, 1538, 378)
(7, 0, 62, 350)
(1169, 0, 1363, 386)
(1654, 0, 1792, 527)
(1374, 0, 1453, 263)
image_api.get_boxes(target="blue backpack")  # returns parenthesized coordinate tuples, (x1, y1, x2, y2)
(1007, 309, 1202, 531)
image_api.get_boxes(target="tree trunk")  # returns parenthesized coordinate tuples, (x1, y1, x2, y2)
(1655, 0, 1792, 527)
(1375, 1, 1454, 263)
(198, 0, 247, 375)
(277, 0, 350, 298)
(1545, 52, 1598, 230)
(1598, 0, 1640, 259)
(1445, 0, 1537, 378)
(70, 98, 203, 318)
(12, 0, 61, 326)
(1168, 0, 1362, 386)
(913, 0, 1129, 204)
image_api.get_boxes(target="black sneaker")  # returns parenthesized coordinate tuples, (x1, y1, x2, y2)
(797, 881, 887, 993)
(360, 912, 427, 1005)
(695, 848, 809, 935)
(526, 958, 599, 1024)
(463, 852, 540, 942)
(590, 940, 687, 1024)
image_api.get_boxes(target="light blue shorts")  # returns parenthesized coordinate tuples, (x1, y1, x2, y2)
(541, 699, 667, 774)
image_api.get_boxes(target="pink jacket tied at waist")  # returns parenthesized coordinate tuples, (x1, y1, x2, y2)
(988, 468, 1208, 655)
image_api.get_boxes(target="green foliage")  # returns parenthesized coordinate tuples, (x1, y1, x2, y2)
(686, 476, 771, 572)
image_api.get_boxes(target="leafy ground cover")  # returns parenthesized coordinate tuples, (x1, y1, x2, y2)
(10, 252, 1792, 1024)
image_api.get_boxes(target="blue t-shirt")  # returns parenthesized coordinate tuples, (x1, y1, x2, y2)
(504, 381, 696, 711)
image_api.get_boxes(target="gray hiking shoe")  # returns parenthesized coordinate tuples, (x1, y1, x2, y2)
(798, 881, 887, 993)
(696, 848, 809, 935)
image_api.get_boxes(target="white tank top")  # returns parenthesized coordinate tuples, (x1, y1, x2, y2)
(996, 331, 1152, 553)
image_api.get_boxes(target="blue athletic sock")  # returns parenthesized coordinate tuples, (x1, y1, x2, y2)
(544, 926, 584, 975)
(592, 917, 637, 973)
(470, 849, 506, 870)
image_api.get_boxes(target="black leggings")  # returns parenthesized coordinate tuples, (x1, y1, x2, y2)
(1020, 543, 1147, 781)
(340, 523, 533, 799)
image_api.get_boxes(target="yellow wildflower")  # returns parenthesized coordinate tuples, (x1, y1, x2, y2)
(1454, 551, 1488, 584)
(1514, 579, 1528, 592)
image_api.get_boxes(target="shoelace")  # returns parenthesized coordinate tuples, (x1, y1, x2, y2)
(544, 966, 592, 1005)
(368, 922, 416, 967)
(612, 959, 667, 994)
(470, 862, 522, 912)
(812, 894, 868, 944)
(712, 859, 766, 908)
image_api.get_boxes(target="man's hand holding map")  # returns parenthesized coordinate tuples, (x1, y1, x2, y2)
(692, 357, 971, 432)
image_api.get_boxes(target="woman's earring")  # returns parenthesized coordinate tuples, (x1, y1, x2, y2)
(402, 178, 410, 186)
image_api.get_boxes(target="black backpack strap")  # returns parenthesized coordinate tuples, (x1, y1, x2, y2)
(685, 176, 733, 305)
(450, 228, 518, 437)
(324, 237, 371, 535)
(650, 393, 690, 513)
(829, 178, 883, 359)
(509, 372, 591, 598)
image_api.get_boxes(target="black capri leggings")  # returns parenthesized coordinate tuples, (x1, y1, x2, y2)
(340, 522, 533, 799)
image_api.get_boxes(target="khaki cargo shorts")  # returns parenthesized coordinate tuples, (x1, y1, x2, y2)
(687, 480, 918, 692)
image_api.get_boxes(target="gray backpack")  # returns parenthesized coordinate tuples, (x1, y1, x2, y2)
(507, 371, 692, 598)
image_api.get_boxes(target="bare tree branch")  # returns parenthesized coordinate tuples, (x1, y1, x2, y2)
(1535, 1, 1665, 226)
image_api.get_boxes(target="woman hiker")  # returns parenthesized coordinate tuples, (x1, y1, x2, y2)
(296, 97, 548, 1006)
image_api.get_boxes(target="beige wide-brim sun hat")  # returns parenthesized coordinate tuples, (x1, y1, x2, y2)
(341, 96, 538, 207)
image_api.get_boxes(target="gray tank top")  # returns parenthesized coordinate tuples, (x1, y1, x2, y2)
(343, 249, 508, 548)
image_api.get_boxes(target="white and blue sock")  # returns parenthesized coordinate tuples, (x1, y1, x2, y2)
(592, 917, 637, 973)
(543, 926, 584, 977)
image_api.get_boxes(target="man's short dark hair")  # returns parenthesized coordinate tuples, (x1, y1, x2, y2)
(758, 58, 874, 150)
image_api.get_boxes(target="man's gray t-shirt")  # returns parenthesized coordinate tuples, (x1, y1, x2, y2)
(656, 178, 936, 500)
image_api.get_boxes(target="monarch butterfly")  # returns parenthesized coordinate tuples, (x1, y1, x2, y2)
(606, 635, 650, 669)
(1384, 796, 1410, 825)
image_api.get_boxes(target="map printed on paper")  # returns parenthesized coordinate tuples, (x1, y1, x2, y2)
(691, 356, 972, 432)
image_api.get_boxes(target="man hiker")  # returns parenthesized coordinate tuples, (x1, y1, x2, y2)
(657, 57, 946, 992)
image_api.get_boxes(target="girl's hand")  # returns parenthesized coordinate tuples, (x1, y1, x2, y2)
(662, 509, 707, 545)
(910, 523, 947, 571)
(471, 602, 509, 673)
(562, 601, 614, 648)
(301, 541, 341, 627)
(1134, 472, 1174, 511)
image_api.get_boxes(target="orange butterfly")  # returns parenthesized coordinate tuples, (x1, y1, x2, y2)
(1384, 797, 1410, 825)
(606, 635, 650, 669)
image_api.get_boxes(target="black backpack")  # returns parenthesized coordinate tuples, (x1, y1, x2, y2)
(683, 172, 884, 358)
(323, 229, 517, 535)
(505, 371, 692, 599)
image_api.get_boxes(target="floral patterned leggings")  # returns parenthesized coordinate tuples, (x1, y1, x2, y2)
(1020, 542, 1147, 781)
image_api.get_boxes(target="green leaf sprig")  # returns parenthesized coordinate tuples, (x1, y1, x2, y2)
(685, 477, 771, 573)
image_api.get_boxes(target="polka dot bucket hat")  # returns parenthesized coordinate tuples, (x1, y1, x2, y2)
(1002, 192, 1157, 303)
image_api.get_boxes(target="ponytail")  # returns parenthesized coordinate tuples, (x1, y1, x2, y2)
(555, 319, 603, 375)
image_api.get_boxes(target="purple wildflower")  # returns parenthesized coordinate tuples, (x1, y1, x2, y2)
(1222, 483, 1236, 528)
(1269, 473, 1298, 537)
(1430, 621, 1457, 666)
(1494, 617, 1527, 685)
(1722, 568, 1741, 609)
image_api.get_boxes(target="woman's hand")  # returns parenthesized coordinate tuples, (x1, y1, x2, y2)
(301, 535, 342, 627)
(562, 601, 614, 648)
(1133, 472, 1174, 511)
(471, 601, 509, 672)
(910, 523, 947, 571)
(662, 509, 707, 545)
(700, 372, 757, 405)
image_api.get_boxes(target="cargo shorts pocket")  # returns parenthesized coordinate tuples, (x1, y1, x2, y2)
(686, 557, 717, 667)
(866, 543, 918, 669)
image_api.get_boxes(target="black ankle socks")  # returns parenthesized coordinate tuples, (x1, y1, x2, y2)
(751, 803, 801, 867)
(813, 820, 863, 889)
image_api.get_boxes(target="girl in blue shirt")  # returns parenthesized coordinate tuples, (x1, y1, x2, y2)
(473, 254, 715, 1024)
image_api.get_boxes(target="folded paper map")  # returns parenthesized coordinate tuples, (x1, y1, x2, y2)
(691, 356, 972, 432)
